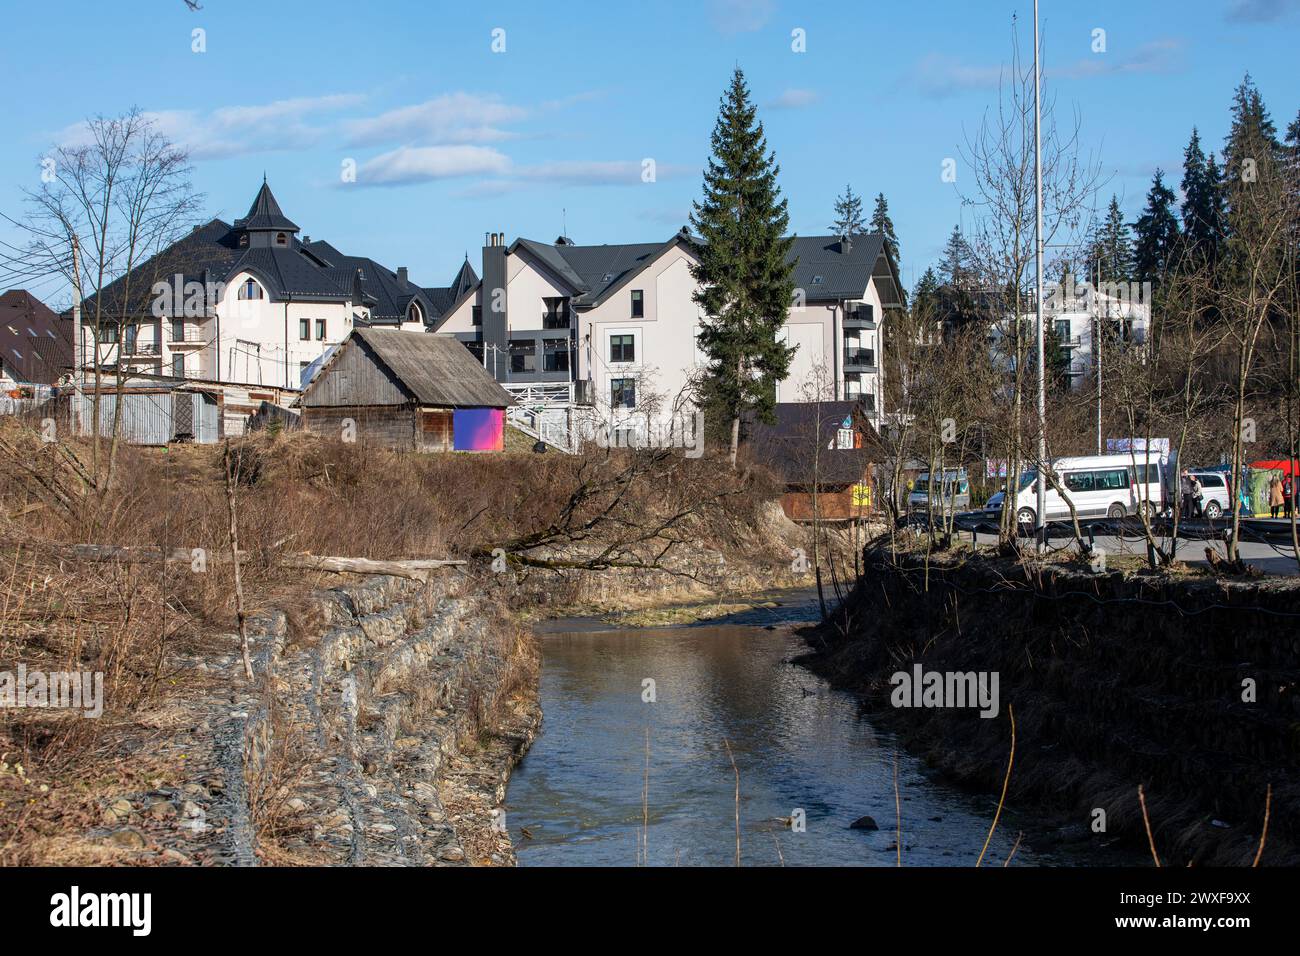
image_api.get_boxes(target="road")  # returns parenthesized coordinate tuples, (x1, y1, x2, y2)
(968, 530, 1299, 576)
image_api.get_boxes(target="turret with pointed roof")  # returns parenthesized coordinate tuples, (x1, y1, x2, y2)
(233, 179, 300, 247)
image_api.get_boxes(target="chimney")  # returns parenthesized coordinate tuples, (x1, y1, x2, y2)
(841, 233, 853, 254)
(397, 266, 408, 287)
(481, 230, 508, 380)
(303, 235, 311, 244)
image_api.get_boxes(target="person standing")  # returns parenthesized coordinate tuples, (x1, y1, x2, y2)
(1269, 472, 1285, 519)
(1179, 469, 1193, 518)
(1190, 473, 1204, 519)
(1284, 473, 1294, 519)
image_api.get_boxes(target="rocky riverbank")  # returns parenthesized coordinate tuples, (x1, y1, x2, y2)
(798, 546, 1300, 867)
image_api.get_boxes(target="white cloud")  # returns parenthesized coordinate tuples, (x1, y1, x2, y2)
(355, 145, 511, 186)
(906, 53, 1004, 99)
(768, 88, 818, 110)
(1225, 0, 1297, 21)
(1053, 39, 1186, 80)
(54, 94, 366, 160)
(710, 0, 776, 34)
(342, 92, 529, 147)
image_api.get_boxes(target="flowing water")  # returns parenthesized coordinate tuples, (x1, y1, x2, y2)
(507, 591, 1099, 867)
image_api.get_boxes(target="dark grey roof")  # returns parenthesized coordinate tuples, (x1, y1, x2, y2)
(349, 327, 512, 408)
(742, 401, 881, 484)
(1, 289, 71, 384)
(785, 234, 887, 301)
(512, 235, 687, 307)
(233, 181, 299, 233)
(304, 240, 436, 324)
(422, 258, 479, 319)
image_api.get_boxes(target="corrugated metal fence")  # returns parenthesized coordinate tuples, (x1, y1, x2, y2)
(74, 391, 220, 445)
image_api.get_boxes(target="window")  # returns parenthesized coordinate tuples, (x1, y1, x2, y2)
(630, 289, 644, 318)
(610, 377, 636, 409)
(835, 428, 855, 450)
(811, 275, 824, 285)
(172, 318, 185, 342)
(1064, 471, 1094, 493)
(543, 297, 570, 329)
(1055, 319, 1071, 341)
(299, 319, 310, 341)
(172, 355, 184, 377)
(276, 232, 288, 246)
(609, 333, 635, 363)
(543, 338, 570, 373)
(299, 361, 311, 375)
(509, 340, 536, 374)
(238, 234, 249, 247)
(1097, 468, 1129, 491)
(1198, 474, 1224, 488)
(315, 319, 326, 340)
(238, 278, 263, 300)
(407, 303, 422, 325)
(471, 306, 482, 326)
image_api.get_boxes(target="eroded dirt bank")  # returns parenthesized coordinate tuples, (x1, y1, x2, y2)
(798, 546, 1300, 866)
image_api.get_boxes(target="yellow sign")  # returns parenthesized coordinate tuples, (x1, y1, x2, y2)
(852, 483, 872, 508)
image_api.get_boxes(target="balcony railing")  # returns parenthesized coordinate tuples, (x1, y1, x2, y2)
(843, 347, 876, 369)
(844, 305, 876, 328)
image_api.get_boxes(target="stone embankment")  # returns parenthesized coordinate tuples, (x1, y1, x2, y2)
(105, 574, 538, 866)
(800, 547, 1300, 866)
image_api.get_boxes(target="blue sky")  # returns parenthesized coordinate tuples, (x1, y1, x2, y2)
(1, 0, 1296, 300)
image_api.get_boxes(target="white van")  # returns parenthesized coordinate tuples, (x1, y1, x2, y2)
(987, 454, 1167, 528)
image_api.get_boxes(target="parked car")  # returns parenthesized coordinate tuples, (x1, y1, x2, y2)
(1186, 470, 1231, 519)
(909, 469, 971, 514)
(984, 454, 1168, 529)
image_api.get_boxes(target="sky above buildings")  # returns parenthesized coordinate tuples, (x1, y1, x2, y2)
(1, 0, 1297, 302)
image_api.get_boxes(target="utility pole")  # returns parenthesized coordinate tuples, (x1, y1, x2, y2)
(70, 235, 83, 437)
(1033, 0, 1047, 550)
(1095, 257, 1102, 455)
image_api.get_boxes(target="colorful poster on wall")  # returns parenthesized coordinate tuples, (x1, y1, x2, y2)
(453, 407, 504, 451)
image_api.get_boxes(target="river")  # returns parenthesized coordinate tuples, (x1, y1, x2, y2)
(506, 590, 1100, 867)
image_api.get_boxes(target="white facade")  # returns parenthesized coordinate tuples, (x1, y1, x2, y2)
(437, 236, 894, 444)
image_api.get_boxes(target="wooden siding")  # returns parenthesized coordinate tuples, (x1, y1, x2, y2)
(302, 405, 418, 449)
(418, 408, 453, 452)
(300, 338, 408, 408)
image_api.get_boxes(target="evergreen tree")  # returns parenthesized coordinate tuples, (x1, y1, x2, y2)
(1203, 151, 1228, 260)
(870, 192, 900, 265)
(1222, 74, 1283, 243)
(829, 184, 866, 237)
(1180, 127, 1219, 267)
(1089, 195, 1135, 282)
(689, 68, 797, 467)
(912, 267, 939, 315)
(939, 225, 973, 288)
(1133, 169, 1182, 284)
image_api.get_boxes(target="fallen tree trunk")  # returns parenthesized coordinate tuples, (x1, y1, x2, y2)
(58, 544, 465, 582)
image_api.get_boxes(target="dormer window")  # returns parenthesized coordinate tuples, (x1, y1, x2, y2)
(237, 278, 264, 300)
(811, 275, 824, 285)
(276, 233, 288, 246)
(238, 234, 249, 247)
(407, 302, 423, 325)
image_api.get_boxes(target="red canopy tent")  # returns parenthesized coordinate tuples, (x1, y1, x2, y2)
(1249, 459, 1300, 476)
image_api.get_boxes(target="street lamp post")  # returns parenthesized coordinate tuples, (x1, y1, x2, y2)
(1033, 0, 1047, 550)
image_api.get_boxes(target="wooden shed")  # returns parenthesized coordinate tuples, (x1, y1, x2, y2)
(743, 400, 882, 523)
(299, 328, 512, 452)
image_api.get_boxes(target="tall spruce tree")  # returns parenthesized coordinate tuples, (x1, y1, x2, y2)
(939, 225, 973, 288)
(1181, 127, 1220, 268)
(1223, 74, 1283, 249)
(689, 68, 797, 467)
(870, 192, 900, 265)
(1133, 169, 1182, 284)
(1089, 195, 1135, 282)
(830, 184, 866, 237)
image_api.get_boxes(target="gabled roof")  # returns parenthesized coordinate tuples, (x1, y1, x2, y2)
(742, 400, 882, 484)
(422, 258, 479, 319)
(1, 289, 71, 384)
(510, 232, 692, 307)
(233, 181, 299, 233)
(785, 234, 888, 301)
(344, 327, 512, 408)
(303, 240, 435, 324)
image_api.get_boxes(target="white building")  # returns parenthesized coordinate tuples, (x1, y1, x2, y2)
(78, 181, 463, 433)
(433, 230, 904, 448)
